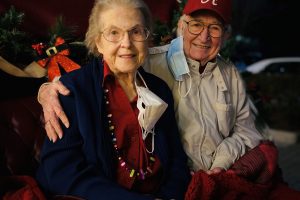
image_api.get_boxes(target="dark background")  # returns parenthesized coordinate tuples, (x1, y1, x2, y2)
(233, 0, 300, 58)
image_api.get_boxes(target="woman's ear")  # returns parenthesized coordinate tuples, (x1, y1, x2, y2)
(95, 37, 103, 55)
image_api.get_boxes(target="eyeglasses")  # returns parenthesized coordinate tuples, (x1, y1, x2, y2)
(184, 20, 224, 38)
(100, 25, 150, 43)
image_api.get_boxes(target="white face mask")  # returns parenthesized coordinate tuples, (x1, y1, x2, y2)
(135, 72, 168, 152)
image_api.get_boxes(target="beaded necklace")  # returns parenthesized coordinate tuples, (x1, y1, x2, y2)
(104, 88, 156, 180)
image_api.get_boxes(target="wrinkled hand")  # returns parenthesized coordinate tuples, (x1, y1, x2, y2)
(206, 167, 224, 175)
(38, 81, 70, 142)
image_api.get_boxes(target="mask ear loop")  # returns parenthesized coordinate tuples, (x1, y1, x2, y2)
(136, 71, 148, 88)
(146, 131, 155, 154)
(178, 73, 192, 98)
(135, 71, 155, 153)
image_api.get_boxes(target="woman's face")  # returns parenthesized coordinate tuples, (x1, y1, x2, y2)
(96, 6, 148, 75)
(182, 12, 225, 64)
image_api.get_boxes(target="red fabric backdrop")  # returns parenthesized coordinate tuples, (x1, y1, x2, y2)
(0, 0, 178, 38)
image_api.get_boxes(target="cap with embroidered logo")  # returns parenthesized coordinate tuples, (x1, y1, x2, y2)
(183, 0, 232, 24)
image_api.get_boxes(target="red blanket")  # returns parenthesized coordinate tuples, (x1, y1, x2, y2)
(185, 141, 300, 200)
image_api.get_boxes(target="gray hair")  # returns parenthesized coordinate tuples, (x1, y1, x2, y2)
(85, 0, 152, 56)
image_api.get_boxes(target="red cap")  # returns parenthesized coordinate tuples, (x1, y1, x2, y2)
(183, 0, 232, 24)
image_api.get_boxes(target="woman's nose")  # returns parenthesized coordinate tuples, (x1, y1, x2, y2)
(120, 32, 131, 48)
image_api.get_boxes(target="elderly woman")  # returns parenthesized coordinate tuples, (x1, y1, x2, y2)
(36, 0, 190, 199)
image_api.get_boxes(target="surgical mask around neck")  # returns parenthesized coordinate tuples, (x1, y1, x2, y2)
(167, 36, 190, 81)
(167, 36, 192, 97)
(135, 71, 168, 153)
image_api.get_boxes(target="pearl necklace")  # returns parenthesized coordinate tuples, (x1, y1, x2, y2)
(104, 88, 156, 180)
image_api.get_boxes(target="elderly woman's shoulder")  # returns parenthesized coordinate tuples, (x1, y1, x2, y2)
(58, 61, 100, 95)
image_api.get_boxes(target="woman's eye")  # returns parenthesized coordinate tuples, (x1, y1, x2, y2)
(110, 30, 120, 35)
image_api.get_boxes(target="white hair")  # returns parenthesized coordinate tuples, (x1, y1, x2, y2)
(85, 0, 152, 56)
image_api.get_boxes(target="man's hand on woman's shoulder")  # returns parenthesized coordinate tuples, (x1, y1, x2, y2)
(38, 80, 70, 142)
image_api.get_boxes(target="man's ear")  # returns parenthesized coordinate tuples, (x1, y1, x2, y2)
(176, 15, 186, 36)
(223, 25, 232, 40)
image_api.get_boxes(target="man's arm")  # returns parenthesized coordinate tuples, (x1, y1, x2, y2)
(38, 81, 70, 142)
(211, 67, 263, 170)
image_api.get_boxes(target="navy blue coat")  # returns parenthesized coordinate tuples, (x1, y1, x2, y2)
(37, 58, 190, 200)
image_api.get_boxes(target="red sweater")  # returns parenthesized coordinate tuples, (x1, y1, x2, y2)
(103, 63, 162, 193)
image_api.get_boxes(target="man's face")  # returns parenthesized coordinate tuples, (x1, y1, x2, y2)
(182, 12, 226, 65)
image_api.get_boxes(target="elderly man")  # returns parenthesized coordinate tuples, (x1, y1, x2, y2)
(38, 0, 263, 175)
(144, 0, 264, 175)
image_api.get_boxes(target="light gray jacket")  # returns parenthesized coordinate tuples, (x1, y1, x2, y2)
(143, 43, 263, 172)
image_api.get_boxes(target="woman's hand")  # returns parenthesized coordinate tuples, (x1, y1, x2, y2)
(206, 167, 224, 175)
(38, 81, 70, 142)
